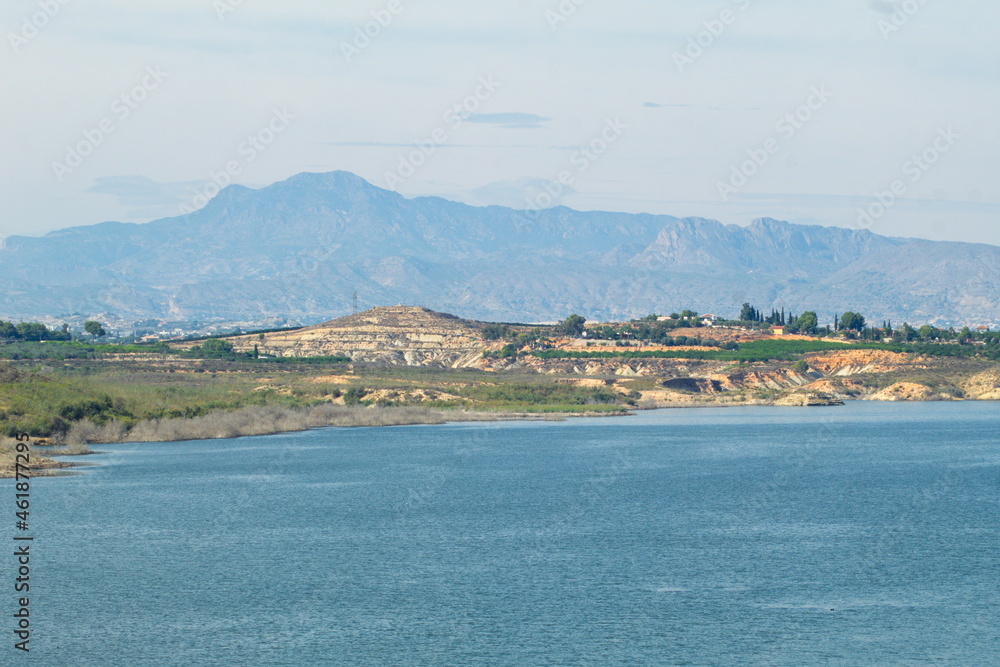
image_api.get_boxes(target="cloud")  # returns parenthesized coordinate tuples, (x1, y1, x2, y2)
(464, 113, 551, 129)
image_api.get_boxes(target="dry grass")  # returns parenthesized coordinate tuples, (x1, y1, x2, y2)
(58, 405, 532, 445)
(0, 405, 583, 474)
(63, 420, 126, 449)
(128, 405, 450, 442)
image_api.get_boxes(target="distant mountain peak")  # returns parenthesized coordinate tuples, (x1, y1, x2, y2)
(279, 170, 377, 189)
(749, 217, 787, 229)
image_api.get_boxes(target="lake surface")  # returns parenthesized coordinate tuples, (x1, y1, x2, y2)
(13, 402, 1000, 665)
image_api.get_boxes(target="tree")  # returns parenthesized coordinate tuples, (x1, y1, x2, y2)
(739, 303, 758, 322)
(0, 321, 18, 340)
(187, 338, 237, 359)
(557, 314, 587, 337)
(17, 323, 49, 341)
(84, 321, 107, 338)
(202, 339, 234, 354)
(482, 324, 512, 341)
(795, 311, 819, 335)
(794, 360, 810, 374)
(839, 312, 866, 332)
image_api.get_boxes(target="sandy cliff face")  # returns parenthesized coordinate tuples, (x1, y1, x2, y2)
(865, 382, 955, 402)
(959, 369, 1000, 400)
(804, 350, 929, 375)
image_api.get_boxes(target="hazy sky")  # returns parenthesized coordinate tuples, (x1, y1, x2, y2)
(3, 0, 998, 245)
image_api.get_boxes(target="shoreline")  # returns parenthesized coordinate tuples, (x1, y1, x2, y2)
(3, 394, 996, 479)
(1, 406, 630, 478)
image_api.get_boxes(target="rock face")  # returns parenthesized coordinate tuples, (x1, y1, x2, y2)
(805, 350, 928, 375)
(961, 369, 1000, 400)
(866, 382, 953, 402)
(709, 368, 814, 390)
(774, 392, 845, 407)
(229, 306, 486, 367)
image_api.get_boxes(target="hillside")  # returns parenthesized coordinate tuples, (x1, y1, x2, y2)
(224, 306, 486, 367)
(1, 171, 998, 327)
(197, 306, 1000, 408)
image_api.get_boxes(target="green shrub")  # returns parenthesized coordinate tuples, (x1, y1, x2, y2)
(344, 387, 368, 405)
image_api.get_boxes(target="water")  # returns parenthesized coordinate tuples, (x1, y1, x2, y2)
(10, 402, 1000, 665)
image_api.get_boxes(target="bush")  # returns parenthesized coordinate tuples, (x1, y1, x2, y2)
(343, 386, 368, 405)
(482, 324, 512, 341)
(185, 338, 237, 359)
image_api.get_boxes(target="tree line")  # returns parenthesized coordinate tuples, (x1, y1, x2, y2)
(0, 320, 107, 342)
(736, 303, 995, 344)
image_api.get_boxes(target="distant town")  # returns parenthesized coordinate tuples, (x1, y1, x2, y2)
(0, 302, 994, 347)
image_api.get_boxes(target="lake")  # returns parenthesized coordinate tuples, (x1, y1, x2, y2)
(14, 402, 1000, 665)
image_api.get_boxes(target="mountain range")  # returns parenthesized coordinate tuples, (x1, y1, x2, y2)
(1, 171, 998, 327)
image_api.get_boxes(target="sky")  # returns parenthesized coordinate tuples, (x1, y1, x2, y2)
(2, 0, 999, 245)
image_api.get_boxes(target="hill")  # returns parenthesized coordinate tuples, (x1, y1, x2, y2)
(1, 171, 998, 327)
(222, 306, 486, 366)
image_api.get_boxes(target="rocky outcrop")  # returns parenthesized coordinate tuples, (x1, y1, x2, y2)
(865, 382, 955, 402)
(774, 392, 844, 407)
(662, 377, 723, 393)
(960, 369, 1000, 400)
(805, 350, 928, 375)
(798, 379, 865, 400)
(709, 368, 814, 390)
